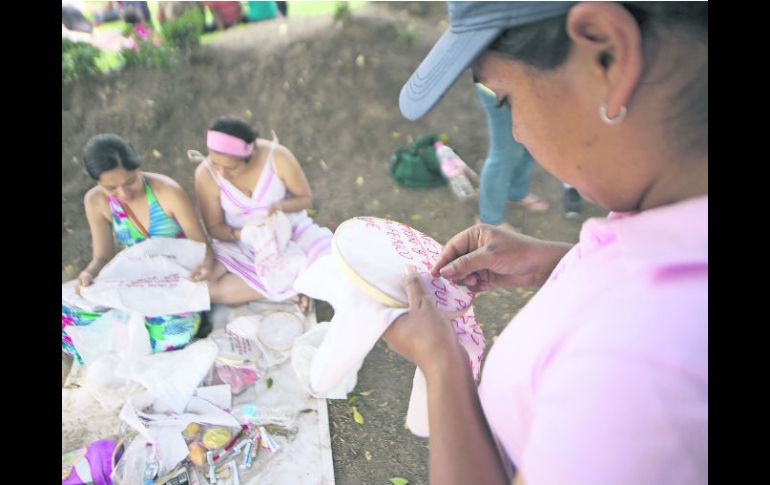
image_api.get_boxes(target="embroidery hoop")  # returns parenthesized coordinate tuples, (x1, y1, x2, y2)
(332, 217, 474, 317)
(257, 311, 305, 352)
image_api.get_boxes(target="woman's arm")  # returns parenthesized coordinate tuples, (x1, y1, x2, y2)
(270, 145, 313, 215)
(79, 189, 115, 289)
(383, 269, 510, 485)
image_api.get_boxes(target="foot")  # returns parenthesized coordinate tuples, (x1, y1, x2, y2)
(509, 193, 550, 213)
(291, 294, 313, 315)
(562, 188, 583, 219)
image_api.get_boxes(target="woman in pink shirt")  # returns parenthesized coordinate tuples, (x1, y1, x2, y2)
(388, 2, 707, 485)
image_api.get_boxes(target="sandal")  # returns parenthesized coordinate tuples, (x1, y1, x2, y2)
(291, 294, 314, 317)
(509, 193, 550, 213)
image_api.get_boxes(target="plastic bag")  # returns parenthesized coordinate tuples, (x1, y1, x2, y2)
(208, 326, 261, 394)
(216, 363, 260, 395)
(291, 322, 358, 399)
(111, 436, 155, 485)
(62, 439, 117, 485)
(118, 339, 218, 414)
(78, 311, 151, 410)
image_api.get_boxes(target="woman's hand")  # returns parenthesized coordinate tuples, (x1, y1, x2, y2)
(267, 201, 281, 216)
(75, 271, 95, 295)
(431, 224, 573, 292)
(190, 245, 217, 281)
(189, 263, 211, 282)
(382, 266, 463, 377)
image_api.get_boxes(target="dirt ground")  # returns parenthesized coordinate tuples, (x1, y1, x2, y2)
(62, 4, 606, 484)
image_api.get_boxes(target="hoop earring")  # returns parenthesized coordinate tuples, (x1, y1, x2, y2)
(599, 103, 627, 125)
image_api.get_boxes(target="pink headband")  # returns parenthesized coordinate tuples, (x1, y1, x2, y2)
(207, 130, 255, 158)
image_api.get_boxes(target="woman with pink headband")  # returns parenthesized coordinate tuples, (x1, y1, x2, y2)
(194, 116, 332, 307)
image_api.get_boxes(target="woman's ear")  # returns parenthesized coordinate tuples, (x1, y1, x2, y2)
(566, 2, 643, 119)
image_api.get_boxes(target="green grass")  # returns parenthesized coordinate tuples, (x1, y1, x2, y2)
(95, 49, 123, 72)
(80, 1, 369, 71)
(287, 1, 367, 17)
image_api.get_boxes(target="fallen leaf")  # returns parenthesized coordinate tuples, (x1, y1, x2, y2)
(391, 131, 401, 141)
(266, 377, 273, 389)
(409, 214, 422, 221)
(244, 109, 253, 120)
(320, 160, 329, 171)
(389, 477, 409, 485)
(356, 176, 364, 186)
(364, 450, 372, 461)
(352, 406, 364, 424)
(359, 390, 373, 396)
(152, 149, 162, 159)
(348, 395, 360, 405)
(355, 54, 365, 67)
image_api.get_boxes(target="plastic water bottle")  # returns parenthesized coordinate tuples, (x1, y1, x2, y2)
(143, 444, 159, 485)
(434, 141, 475, 200)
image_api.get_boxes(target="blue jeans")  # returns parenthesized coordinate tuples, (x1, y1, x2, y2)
(475, 84, 534, 225)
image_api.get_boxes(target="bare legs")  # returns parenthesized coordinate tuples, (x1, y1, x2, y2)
(207, 261, 266, 305)
(207, 261, 311, 313)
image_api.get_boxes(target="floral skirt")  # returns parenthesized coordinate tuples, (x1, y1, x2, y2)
(62, 304, 200, 364)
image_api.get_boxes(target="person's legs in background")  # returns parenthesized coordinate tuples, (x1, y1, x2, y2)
(506, 147, 534, 203)
(475, 83, 548, 226)
(475, 83, 524, 225)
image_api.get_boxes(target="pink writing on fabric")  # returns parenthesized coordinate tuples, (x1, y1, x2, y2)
(350, 217, 486, 380)
(121, 274, 181, 288)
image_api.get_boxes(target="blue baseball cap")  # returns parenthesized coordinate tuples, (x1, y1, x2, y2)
(399, 1, 575, 120)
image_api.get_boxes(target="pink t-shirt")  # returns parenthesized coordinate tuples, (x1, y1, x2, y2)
(479, 196, 707, 485)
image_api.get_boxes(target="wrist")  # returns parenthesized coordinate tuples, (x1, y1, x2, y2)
(418, 340, 468, 382)
(532, 241, 571, 281)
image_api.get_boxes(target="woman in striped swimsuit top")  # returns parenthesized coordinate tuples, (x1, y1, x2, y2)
(63, 134, 216, 362)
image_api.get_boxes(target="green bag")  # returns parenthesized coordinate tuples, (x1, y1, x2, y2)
(390, 135, 447, 188)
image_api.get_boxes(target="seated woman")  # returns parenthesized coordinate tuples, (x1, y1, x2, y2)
(194, 116, 332, 308)
(62, 134, 215, 363)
